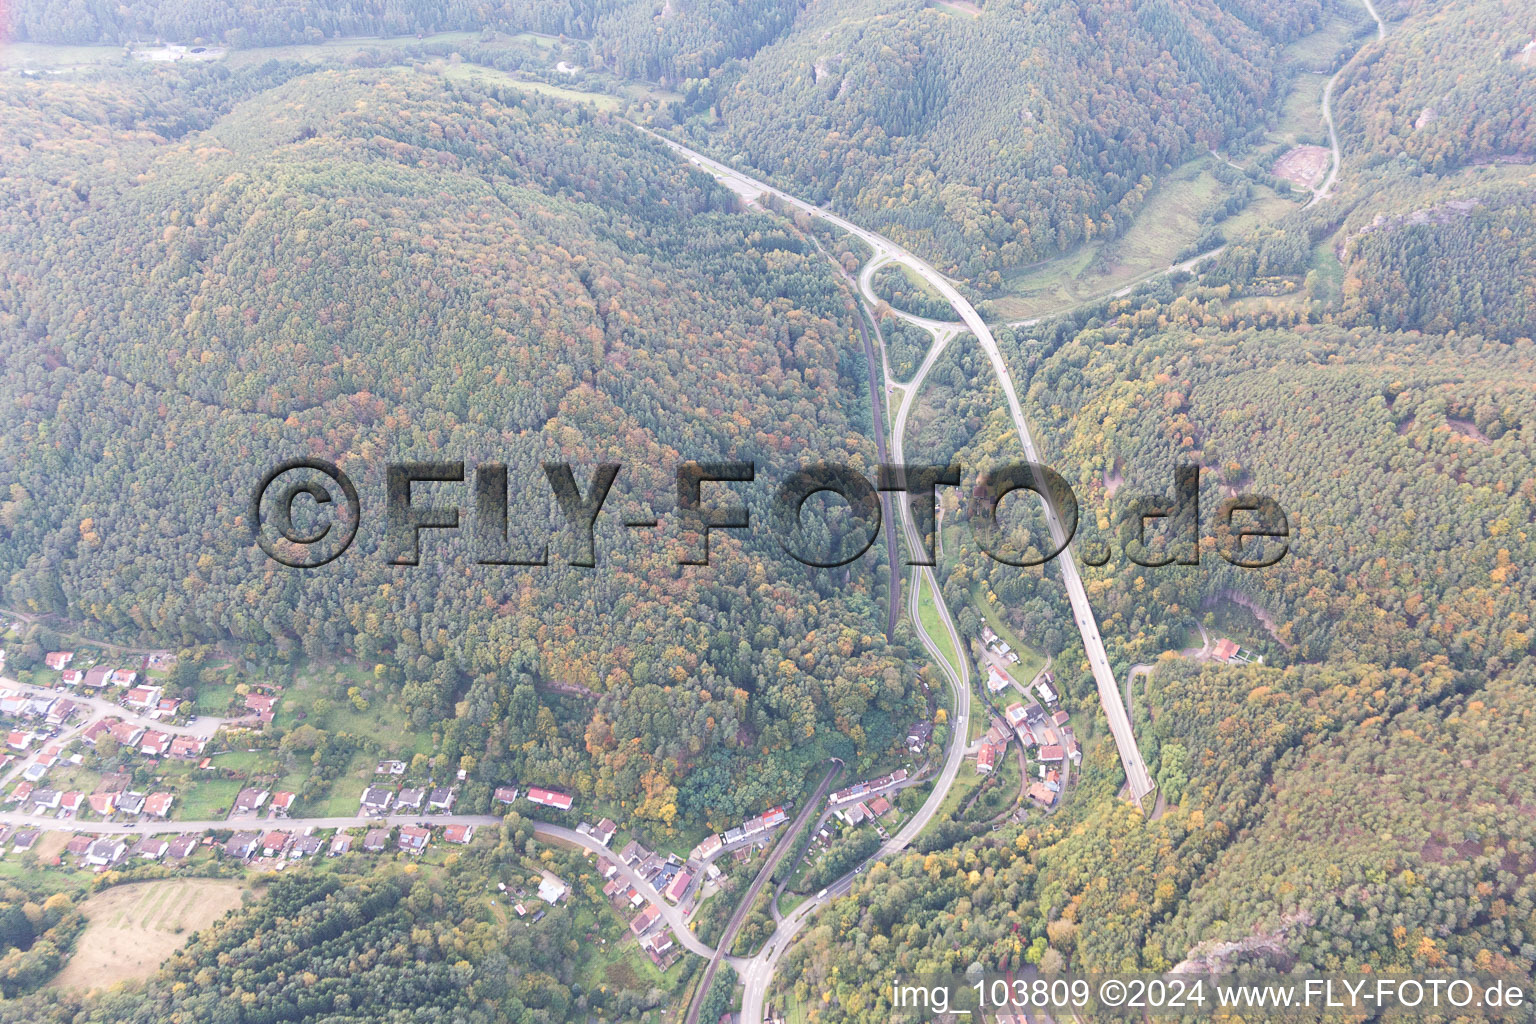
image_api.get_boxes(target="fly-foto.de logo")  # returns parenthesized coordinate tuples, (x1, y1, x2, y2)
(250, 459, 1289, 570)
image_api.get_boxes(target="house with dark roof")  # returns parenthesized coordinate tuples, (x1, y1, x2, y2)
(362, 828, 389, 852)
(360, 787, 393, 815)
(395, 787, 425, 812)
(225, 831, 261, 859)
(427, 787, 455, 812)
(133, 837, 169, 859)
(167, 835, 199, 860)
(329, 833, 354, 855)
(84, 836, 124, 865)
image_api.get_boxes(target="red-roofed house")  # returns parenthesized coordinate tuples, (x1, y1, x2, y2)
(9, 781, 34, 803)
(60, 791, 84, 815)
(45, 652, 74, 670)
(108, 721, 145, 747)
(111, 669, 138, 687)
(61, 670, 83, 686)
(5, 731, 32, 752)
(88, 792, 116, 816)
(261, 831, 292, 856)
(123, 686, 158, 707)
(144, 792, 175, 817)
(169, 735, 206, 759)
(527, 787, 573, 811)
(244, 693, 278, 715)
(398, 825, 429, 852)
(664, 869, 693, 904)
(443, 823, 475, 844)
(976, 743, 998, 774)
(269, 792, 296, 817)
(139, 730, 171, 757)
(1213, 638, 1239, 662)
(1037, 744, 1065, 763)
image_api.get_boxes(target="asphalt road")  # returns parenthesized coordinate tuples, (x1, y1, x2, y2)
(1311, 0, 1387, 206)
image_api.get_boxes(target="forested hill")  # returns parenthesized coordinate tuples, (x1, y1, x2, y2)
(0, 62, 921, 830)
(692, 0, 1320, 280)
(3, 0, 803, 83)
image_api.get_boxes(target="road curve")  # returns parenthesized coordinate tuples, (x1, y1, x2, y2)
(1311, 0, 1387, 206)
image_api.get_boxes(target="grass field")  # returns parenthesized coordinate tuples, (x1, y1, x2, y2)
(984, 158, 1251, 321)
(915, 574, 962, 681)
(51, 878, 248, 992)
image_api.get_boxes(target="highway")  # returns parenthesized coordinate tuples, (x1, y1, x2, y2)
(643, 127, 1162, 1022)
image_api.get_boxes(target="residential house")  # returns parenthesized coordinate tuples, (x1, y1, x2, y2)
(111, 669, 138, 687)
(443, 824, 474, 844)
(6, 781, 32, 804)
(65, 835, 93, 857)
(986, 666, 1012, 693)
(1005, 703, 1030, 728)
(123, 685, 160, 708)
(362, 829, 389, 852)
(11, 829, 39, 851)
(976, 743, 999, 774)
(398, 825, 429, 852)
(629, 904, 660, 936)
(60, 669, 83, 686)
(690, 834, 723, 861)
(139, 730, 171, 757)
(261, 831, 292, 857)
(84, 836, 125, 865)
(619, 840, 648, 866)
(493, 786, 519, 804)
(359, 787, 393, 815)
(82, 666, 112, 688)
(1051, 709, 1070, 727)
(538, 871, 569, 904)
(30, 788, 61, 814)
(663, 869, 693, 904)
(1027, 782, 1057, 808)
(269, 792, 296, 817)
(169, 735, 206, 759)
(224, 831, 261, 859)
(291, 835, 324, 858)
(427, 787, 455, 812)
(1035, 678, 1059, 704)
(80, 720, 112, 746)
(45, 652, 75, 670)
(167, 835, 199, 860)
(329, 833, 354, 856)
(87, 792, 116, 817)
(395, 787, 425, 812)
(5, 731, 32, 752)
(133, 837, 169, 859)
(108, 721, 145, 747)
(143, 792, 175, 817)
(60, 791, 84, 816)
(244, 693, 278, 715)
(1037, 744, 1065, 763)
(868, 795, 893, 818)
(1213, 637, 1239, 662)
(233, 787, 269, 815)
(117, 791, 147, 816)
(526, 786, 572, 811)
(46, 699, 78, 726)
(594, 818, 617, 847)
